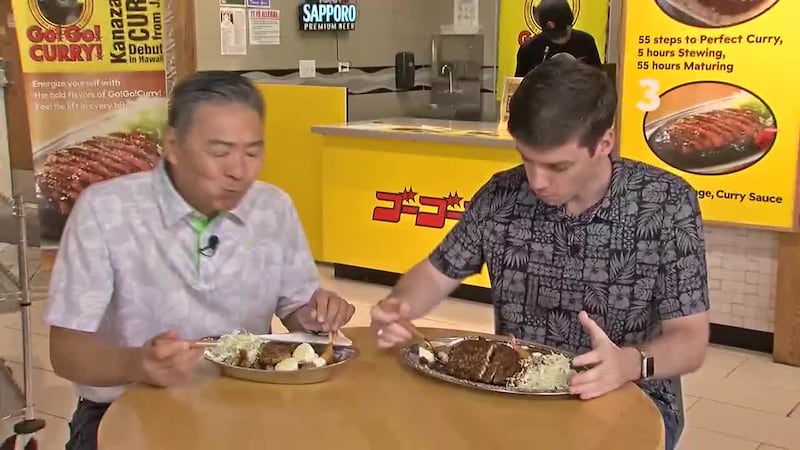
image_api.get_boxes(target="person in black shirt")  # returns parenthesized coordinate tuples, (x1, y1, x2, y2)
(514, 0, 602, 77)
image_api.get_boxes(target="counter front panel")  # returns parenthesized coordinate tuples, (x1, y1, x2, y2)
(318, 120, 522, 288)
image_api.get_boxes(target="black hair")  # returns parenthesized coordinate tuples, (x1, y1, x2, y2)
(507, 57, 616, 152)
(168, 71, 264, 138)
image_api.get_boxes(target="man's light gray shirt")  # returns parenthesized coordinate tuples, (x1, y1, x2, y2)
(43, 161, 319, 402)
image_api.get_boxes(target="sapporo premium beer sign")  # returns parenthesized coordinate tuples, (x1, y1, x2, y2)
(299, 0, 357, 31)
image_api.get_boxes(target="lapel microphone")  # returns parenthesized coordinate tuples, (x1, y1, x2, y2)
(199, 235, 220, 257)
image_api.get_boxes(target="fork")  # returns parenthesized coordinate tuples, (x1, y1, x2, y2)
(320, 330, 336, 364)
(405, 322, 448, 362)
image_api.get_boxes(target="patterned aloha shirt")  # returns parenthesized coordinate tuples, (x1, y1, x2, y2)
(429, 157, 710, 426)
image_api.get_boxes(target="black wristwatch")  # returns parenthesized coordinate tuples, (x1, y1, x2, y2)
(636, 348, 655, 380)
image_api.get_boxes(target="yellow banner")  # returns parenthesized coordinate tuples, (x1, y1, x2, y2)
(618, 0, 799, 230)
(12, 0, 165, 73)
(11, 0, 167, 247)
(496, 0, 609, 98)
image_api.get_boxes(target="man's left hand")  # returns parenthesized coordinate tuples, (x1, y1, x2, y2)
(569, 311, 641, 400)
(295, 289, 356, 333)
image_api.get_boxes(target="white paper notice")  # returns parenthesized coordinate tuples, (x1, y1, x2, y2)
(220, 7, 247, 55)
(454, 0, 479, 31)
(299, 60, 316, 78)
(249, 9, 280, 45)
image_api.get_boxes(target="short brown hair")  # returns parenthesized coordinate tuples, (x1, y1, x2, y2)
(507, 57, 616, 151)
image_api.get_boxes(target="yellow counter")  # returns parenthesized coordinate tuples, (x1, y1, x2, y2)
(255, 83, 347, 259)
(314, 118, 522, 288)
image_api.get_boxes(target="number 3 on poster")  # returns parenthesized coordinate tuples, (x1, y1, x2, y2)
(636, 79, 660, 113)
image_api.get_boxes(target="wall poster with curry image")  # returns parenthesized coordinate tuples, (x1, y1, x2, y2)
(618, 0, 800, 230)
(11, 0, 168, 247)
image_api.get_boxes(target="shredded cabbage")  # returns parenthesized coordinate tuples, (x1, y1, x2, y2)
(205, 329, 263, 368)
(508, 353, 575, 392)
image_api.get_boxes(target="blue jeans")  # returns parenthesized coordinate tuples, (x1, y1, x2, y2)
(65, 399, 110, 450)
(652, 397, 681, 450)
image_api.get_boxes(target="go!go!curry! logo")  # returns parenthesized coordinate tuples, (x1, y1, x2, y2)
(24, 0, 101, 63)
(518, 0, 580, 45)
(371, 187, 471, 229)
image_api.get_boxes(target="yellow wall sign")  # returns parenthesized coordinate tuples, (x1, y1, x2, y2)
(321, 136, 522, 288)
(619, 0, 799, 230)
(496, 0, 609, 98)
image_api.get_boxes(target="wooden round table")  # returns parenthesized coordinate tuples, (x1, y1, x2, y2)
(98, 327, 665, 449)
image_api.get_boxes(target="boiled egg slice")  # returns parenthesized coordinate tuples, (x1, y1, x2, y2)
(292, 343, 318, 363)
(275, 357, 299, 371)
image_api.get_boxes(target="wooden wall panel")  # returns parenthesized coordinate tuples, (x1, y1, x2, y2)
(165, 0, 197, 96)
(774, 233, 800, 366)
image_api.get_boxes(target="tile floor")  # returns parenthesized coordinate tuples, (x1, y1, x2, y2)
(0, 265, 799, 449)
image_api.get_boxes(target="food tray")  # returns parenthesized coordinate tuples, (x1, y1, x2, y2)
(399, 336, 576, 396)
(659, 0, 778, 27)
(643, 95, 773, 175)
(204, 340, 359, 385)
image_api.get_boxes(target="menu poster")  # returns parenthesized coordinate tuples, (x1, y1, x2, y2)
(619, 0, 800, 230)
(10, 0, 168, 247)
(497, 77, 522, 136)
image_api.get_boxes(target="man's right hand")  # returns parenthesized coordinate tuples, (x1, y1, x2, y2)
(369, 298, 415, 349)
(133, 330, 205, 387)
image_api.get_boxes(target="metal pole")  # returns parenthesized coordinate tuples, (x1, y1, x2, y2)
(12, 194, 34, 420)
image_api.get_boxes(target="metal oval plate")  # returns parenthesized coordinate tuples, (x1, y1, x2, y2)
(399, 336, 576, 396)
(205, 343, 359, 385)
